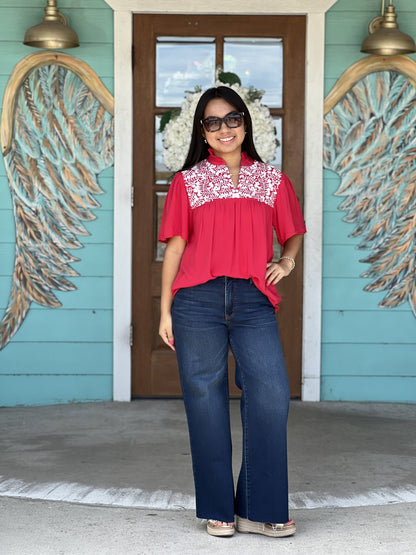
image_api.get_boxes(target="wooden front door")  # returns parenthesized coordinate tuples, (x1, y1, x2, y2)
(132, 14, 305, 397)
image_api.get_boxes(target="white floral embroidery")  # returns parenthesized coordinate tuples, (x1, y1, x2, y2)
(182, 160, 281, 209)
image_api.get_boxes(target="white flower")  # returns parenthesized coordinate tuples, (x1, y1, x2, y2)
(161, 75, 278, 172)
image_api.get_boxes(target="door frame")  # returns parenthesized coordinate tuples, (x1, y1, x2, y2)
(105, 0, 339, 402)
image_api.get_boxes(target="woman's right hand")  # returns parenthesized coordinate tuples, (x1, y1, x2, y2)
(159, 312, 175, 351)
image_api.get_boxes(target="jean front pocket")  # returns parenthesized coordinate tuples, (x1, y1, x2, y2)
(173, 280, 225, 329)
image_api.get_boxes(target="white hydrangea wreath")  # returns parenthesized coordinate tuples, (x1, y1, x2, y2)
(161, 68, 278, 172)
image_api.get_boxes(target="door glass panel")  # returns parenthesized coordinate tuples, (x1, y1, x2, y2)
(271, 118, 282, 260)
(155, 115, 172, 184)
(155, 192, 167, 261)
(270, 117, 282, 170)
(273, 238, 282, 262)
(156, 37, 216, 106)
(223, 38, 283, 108)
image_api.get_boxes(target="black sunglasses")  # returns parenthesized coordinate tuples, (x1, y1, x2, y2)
(201, 111, 245, 133)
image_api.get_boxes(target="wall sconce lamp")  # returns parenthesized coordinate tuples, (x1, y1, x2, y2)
(361, 0, 416, 55)
(23, 0, 79, 49)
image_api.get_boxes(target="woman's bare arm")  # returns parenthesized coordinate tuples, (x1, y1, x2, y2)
(159, 236, 187, 350)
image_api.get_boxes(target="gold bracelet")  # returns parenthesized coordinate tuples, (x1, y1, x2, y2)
(278, 256, 296, 272)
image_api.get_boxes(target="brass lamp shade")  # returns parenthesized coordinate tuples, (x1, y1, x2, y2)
(361, 4, 416, 56)
(23, 0, 79, 49)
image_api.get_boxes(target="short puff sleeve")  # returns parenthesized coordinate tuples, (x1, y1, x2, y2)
(272, 174, 306, 245)
(158, 172, 191, 243)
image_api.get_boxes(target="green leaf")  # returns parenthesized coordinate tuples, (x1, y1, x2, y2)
(159, 109, 180, 133)
(218, 71, 241, 86)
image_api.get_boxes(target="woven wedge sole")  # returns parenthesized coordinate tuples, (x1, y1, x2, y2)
(236, 516, 296, 537)
(207, 520, 236, 537)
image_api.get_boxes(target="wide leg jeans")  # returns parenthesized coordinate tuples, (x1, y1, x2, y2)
(172, 277, 290, 524)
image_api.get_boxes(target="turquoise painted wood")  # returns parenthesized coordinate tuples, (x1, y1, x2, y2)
(0, 244, 113, 277)
(321, 377, 416, 403)
(4, 1, 108, 8)
(324, 78, 339, 96)
(1, 309, 113, 343)
(0, 374, 113, 406)
(0, 173, 114, 207)
(0, 210, 14, 241)
(0, 0, 115, 406)
(0, 277, 113, 309)
(323, 246, 377, 277)
(322, 343, 416, 377)
(0, 43, 114, 79)
(100, 166, 114, 178)
(323, 194, 345, 212)
(330, 0, 416, 11)
(326, 13, 373, 45)
(69, 245, 114, 276)
(322, 278, 400, 311)
(323, 212, 363, 245)
(0, 245, 14, 275)
(0, 8, 113, 43)
(1, 342, 112, 374)
(326, 12, 416, 45)
(0, 209, 114, 243)
(79, 211, 114, 243)
(323, 0, 416, 403)
(325, 46, 369, 78)
(323, 310, 416, 345)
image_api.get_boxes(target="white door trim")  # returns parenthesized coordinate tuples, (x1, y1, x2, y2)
(107, 0, 338, 402)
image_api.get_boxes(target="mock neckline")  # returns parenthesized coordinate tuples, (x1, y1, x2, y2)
(207, 148, 254, 167)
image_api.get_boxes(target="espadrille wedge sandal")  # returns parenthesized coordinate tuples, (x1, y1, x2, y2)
(206, 520, 236, 537)
(236, 516, 296, 537)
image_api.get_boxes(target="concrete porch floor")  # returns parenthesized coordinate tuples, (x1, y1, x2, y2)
(0, 400, 415, 554)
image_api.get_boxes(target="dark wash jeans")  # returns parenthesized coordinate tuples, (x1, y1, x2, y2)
(172, 277, 290, 523)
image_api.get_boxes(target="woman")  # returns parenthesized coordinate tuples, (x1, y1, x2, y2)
(159, 86, 305, 538)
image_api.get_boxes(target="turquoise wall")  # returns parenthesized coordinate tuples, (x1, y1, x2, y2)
(0, 0, 114, 405)
(323, 0, 416, 402)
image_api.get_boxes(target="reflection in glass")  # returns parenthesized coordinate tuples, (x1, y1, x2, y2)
(155, 116, 173, 184)
(155, 192, 167, 261)
(224, 38, 283, 107)
(270, 117, 282, 170)
(273, 238, 282, 262)
(156, 37, 215, 107)
(270, 118, 282, 259)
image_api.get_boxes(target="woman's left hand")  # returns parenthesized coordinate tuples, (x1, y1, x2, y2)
(265, 261, 292, 286)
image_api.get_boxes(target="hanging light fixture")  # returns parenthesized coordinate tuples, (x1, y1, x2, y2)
(23, 0, 79, 49)
(361, 0, 416, 55)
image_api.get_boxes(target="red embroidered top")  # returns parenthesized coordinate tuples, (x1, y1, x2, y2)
(159, 150, 306, 310)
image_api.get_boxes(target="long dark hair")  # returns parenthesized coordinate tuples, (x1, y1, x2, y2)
(181, 86, 263, 171)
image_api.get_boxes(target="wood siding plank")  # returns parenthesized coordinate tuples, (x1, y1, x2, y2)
(0, 342, 112, 374)
(0, 310, 113, 345)
(322, 311, 416, 344)
(0, 8, 113, 43)
(322, 343, 416, 377)
(0, 374, 112, 406)
(329, 0, 416, 11)
(321, 376, 416, 403)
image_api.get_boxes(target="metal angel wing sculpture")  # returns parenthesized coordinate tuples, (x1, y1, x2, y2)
(0, 51, 114, 349)
(323, 56, 416, 317)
